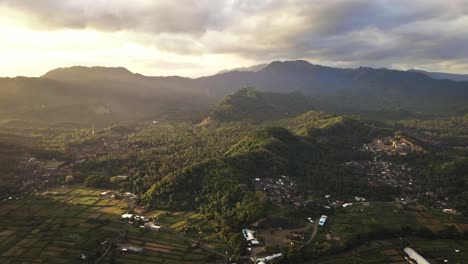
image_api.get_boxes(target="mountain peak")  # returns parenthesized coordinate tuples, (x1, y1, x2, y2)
(263, 60, 314, 72)
(42, 66, 136, 82)
(204, 87, 313, 123)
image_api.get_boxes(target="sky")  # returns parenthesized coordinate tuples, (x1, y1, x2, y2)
(1, 0, 468, 77)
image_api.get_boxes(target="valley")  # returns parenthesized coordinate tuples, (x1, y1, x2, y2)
(2, 1, 468, 263)
(0, 88, 466, 263)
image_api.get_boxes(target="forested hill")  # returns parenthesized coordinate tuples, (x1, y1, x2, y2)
(203, 87, 314, 123)
(143, 111, 388, 236)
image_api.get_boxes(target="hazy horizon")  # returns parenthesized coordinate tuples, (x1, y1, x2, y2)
(1, 0, 468, 77)
(2, 60, 468, 79)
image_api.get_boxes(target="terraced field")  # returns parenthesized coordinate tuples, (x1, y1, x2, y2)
(0, 187, 225, 263)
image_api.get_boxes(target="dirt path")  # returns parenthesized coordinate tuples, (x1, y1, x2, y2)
(299, 218, 320, 249)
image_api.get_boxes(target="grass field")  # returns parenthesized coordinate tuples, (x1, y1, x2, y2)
(0, 187, 225, 264)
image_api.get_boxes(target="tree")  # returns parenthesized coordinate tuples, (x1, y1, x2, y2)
(65, 175, 75, 184)
(84, 175, 108, 188)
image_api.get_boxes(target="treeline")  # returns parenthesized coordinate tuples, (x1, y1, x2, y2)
(420, 157, 468, 214)
(77, 122, 254, 193)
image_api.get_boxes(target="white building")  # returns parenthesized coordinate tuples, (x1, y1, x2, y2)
(242, 229, 260, 245)
(121, 213, 134, 220)
(144, 222, 161, 231)
(354, 196, 366, 202)
(403, 247, 430, 264)
(253, 253, 282, 263)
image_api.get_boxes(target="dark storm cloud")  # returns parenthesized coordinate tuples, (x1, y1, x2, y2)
(2, 0, 468, 71)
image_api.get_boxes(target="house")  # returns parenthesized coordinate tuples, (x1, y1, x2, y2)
(242, 229, 260, 246)
(442, 208, 457, 214)
(125, 192, 137, 199)
(144, 222, 162, 231)
(117, 244, 144, 254)
(121, 213, 134, 221)
(318, 215, 328, 226)
(354, 196, 366, 202)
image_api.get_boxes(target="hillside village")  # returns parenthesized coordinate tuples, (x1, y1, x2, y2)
(367, 135, 426, 156)
(254, 176, 305, 207)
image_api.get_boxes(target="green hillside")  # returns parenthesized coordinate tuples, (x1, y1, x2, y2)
(142, 111, 387, 246)
(205, 87, 314, 123)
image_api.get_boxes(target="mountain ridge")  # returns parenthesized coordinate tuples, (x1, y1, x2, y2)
(2, 60, 468, 127)
(408, 69, 468, 82)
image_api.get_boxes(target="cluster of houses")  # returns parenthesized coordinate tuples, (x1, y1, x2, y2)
(120, 212, 163, 231)
(254, 176, 304, 207)
(14, 143, 129, 199)
(355, 137, 465, 218)
(317, 194, 367, 211)
(367, 136, 425, 156)
(4, 154, 72, 199)
(120, 213, 146, 223)
(346, 160, 417, 192)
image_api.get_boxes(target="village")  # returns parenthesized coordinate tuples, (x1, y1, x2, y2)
(1, 127, 136, 201)
(366, 135, 426, 156)
(345, 159, 417, 192)
(254, 175, 305, 207)
(240, 135, 462, 263)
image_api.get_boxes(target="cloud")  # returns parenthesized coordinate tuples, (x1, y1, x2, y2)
(1, 0, 468, 75)
(0, 0, 229, 33)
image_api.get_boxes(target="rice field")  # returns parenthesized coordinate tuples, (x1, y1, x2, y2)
(305, 202, 468, 263)
(0, 187, 225, 263)
(310, 238, 468, 264)
(329, 202, 466, 242)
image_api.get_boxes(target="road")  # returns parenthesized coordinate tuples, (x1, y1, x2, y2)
(95, 221, 131, 264)
(164, 225, 229, 260)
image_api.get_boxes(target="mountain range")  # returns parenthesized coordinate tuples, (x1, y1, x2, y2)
(1, 60, 467, 127)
